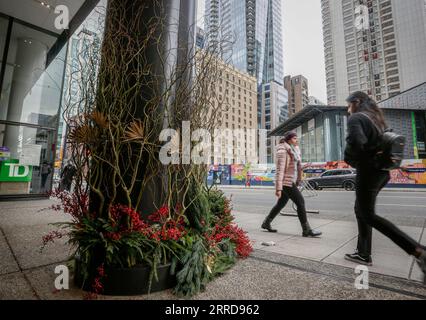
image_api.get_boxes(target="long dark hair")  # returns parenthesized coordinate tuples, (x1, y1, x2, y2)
(346, 91, 387, 131)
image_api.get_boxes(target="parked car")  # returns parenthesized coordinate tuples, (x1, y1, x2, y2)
(306, 169, 357, 191)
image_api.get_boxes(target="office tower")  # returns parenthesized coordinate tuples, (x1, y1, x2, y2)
(321, 0, 426, 105)
(259, 82, 289, 163)
(205, 0, 284, 85)
(284, 75, 310, 117)
(205, 0, 288, 163)
(196, 27, 205, 49)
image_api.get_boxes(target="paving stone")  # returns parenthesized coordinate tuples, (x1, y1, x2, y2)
(0, 232, 19, 275)
(0, 273, 37, 300)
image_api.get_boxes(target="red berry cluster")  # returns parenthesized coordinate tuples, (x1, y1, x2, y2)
(148, 205, 187, 242)
(48, 189, 89, 220)
(41, 230, 65, 247)
(205, 222, 252, 258)
(147, 205, 169, 223)
(105, 204, 187, 242)
(83, 264, 105, 300)
(109, 204, 149, 232)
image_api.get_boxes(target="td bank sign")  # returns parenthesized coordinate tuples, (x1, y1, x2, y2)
(0, 160, 33, 182)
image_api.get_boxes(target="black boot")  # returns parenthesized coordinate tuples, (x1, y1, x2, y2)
(261, 219, 277, 233)
(302, 222, 322, 238)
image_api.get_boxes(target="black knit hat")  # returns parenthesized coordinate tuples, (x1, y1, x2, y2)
(283, 131, 297, 143)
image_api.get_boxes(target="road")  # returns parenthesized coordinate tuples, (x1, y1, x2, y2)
(221, 188, 426, 227)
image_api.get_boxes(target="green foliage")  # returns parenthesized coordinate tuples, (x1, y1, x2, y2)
(64, 218, 167, 269)
(185, 179, 212, 233)
(172, 236, 211, 298)
(171, 236, 238, 297)
(210, 238, 237, 276)
(207, 187, 234, 226)
(207, 188, 227, 217)
(170, 186, 253, 298)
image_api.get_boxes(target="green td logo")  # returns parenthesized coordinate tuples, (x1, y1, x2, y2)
(0, 160, 33, 182)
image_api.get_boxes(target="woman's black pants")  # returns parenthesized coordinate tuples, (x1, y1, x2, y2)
(355, 167, 419, 257)
(265, 184, 308, 226)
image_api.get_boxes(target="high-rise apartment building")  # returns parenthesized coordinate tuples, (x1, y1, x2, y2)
(321, 0, 426, 105)
(284, 75, 310, 117)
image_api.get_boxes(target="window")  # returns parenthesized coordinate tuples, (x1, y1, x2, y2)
(0, 20, 65, 196)
(0, 2, 106, 197)
(0, 23, 59, 124)
(321, 171, 334, 177)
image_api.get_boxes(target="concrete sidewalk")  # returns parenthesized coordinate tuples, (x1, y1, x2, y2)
(233, 211, 426, 283)
(0, 199, 425, 300)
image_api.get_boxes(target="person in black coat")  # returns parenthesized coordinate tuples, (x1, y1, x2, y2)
(59, 161, 77, 192)
(39, 161, 52, 189)
(344, 91, 426, 283)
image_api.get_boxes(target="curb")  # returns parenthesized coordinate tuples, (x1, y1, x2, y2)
(217, 186, 426, 192)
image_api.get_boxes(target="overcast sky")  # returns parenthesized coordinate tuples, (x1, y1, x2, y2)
(196, 0, 327, 103)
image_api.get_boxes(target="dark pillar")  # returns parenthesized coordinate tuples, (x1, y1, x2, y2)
(92, 0, 197, 216)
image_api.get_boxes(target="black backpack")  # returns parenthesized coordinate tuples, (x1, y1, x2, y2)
(359, 113, 406, 170)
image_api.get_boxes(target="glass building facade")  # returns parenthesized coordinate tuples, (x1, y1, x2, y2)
(262, 0, 284, 84)
(0, 1, 106, 197)
(0, 17, 66, 196)
(271, 84, 426, 163)
(285, 108, 425, 163)
(297, 111, 348, 163)
(205, 0, 284, 85)
(261, 82, 289, 163)
(413, 111, 426, 159)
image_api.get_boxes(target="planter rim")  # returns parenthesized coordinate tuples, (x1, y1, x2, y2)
(74, 256, 172, 270)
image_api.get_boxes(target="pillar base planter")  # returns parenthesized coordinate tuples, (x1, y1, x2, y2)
(74, 258, 176, 296)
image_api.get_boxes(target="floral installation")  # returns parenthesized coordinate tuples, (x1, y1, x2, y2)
(41, 187, 252, 299)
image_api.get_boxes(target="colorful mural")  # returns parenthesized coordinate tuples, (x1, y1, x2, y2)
(389, 160, 426, 185)
(301, 160, 426, 186)
(231, 164, 275, 184)
(207, 160, 426, 187)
